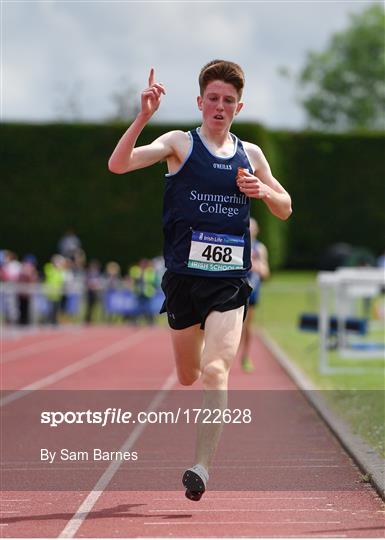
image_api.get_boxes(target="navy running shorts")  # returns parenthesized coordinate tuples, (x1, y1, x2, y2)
(160, 270, 253, 330)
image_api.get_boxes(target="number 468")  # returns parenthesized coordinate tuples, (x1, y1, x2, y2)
(201, 245, 232, 263)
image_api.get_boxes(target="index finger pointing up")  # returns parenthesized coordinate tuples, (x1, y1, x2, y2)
(148, 67, 155, 87)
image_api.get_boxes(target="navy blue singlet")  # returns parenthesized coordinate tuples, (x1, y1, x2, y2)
(163, 128, 253, 278)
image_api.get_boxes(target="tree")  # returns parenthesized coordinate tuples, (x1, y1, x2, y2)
(296, 4, 385, 131)
(52, 80, 85, 122)
(107, 76, 140, 122)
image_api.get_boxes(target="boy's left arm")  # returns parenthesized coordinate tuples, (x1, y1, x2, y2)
(237, 144, 292, 220)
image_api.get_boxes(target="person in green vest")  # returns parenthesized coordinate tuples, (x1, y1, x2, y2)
(44, 255, 66, 325)
(129, 259, 157, 324)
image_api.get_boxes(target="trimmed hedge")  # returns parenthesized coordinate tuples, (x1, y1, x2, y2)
(270, 131, 385, 267)
(2, 122, 384, 270)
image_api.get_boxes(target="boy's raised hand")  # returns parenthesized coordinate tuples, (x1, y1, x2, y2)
(140, 68, 166, 118)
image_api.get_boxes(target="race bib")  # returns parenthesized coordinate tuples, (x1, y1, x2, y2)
(187, 230, 244, 272)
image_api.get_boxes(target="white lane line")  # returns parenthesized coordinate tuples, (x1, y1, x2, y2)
(153, 496, 329, 500)
(1, 333, 85, 364)
(3, 461, 342, 468)
(3, 458, 340, 462)
(260, 533, 347, 538)
(58, 369, 177, 539)
(0, 511, 19, 514)
(139, 458, 339, 462)
(0, 499, 31, 502)
(52, 464, 339, 469)
(150, 508, 337, 512)
(0, 330, 147, 407)
(144, 521, 342, 525)
(206, 465, 341, 468)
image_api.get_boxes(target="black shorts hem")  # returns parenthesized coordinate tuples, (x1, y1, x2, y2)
(160, 300, 201, 330)
(160, 270, 252, 331)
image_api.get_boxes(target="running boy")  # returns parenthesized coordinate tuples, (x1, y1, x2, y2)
(239, 217, 270, 373)
(108, 60, 292, 500)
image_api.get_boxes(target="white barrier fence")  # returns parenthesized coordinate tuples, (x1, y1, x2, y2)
(318, 268, 385, 373)
(0, 281, 165, 326)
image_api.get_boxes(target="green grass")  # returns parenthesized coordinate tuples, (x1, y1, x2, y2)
(254, 271, 385, 457)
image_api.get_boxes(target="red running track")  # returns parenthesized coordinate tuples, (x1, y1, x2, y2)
(1, 324, 384, 538)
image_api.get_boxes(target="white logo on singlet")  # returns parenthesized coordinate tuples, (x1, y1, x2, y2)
(213, 163, 232, 170)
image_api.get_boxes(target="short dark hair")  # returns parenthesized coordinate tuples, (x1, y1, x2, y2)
(199, 60, 245, 99)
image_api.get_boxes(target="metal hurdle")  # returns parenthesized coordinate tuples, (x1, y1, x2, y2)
(318, 268, 385, 373)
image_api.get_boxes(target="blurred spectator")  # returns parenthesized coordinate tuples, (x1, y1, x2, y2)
(84, 259, 103, 324)
(57, 228, 82, 260)
(0, 250, 21, 282)
(60, 257, 75, 317)
(318, 243, 353, 271)
(319, 242, 376, 270)
(346, 247, 376, 267)
(129, 258, 157, 324)
(104, 261, 122, 323)
(105, 261, 121, 289)
(64, 249, 87, 318)
(0, 247, 167, 328)
(17, 254, 39, 325)
(44, 255, 66, 325)
(152, 255, 166, 288)
(0, 250, 21, 323)
(376, 250, 385, 300)
(72, 248, 87, 278)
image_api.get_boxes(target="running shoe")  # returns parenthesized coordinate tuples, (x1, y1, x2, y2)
(182, 467, 207, 501)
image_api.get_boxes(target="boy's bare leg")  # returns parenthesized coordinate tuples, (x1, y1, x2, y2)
(239, 306, 251, 357)
(169, 309, 243, 499)
(170, 324, 204, 386)
(195, 306, 244, 470)
(239, 306, 255, 372)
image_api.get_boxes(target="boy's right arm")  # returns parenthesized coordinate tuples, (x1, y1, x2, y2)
(108, 68, 173, 174)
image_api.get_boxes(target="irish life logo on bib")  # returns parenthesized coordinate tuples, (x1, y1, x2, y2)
(187, 230, 244, 272)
